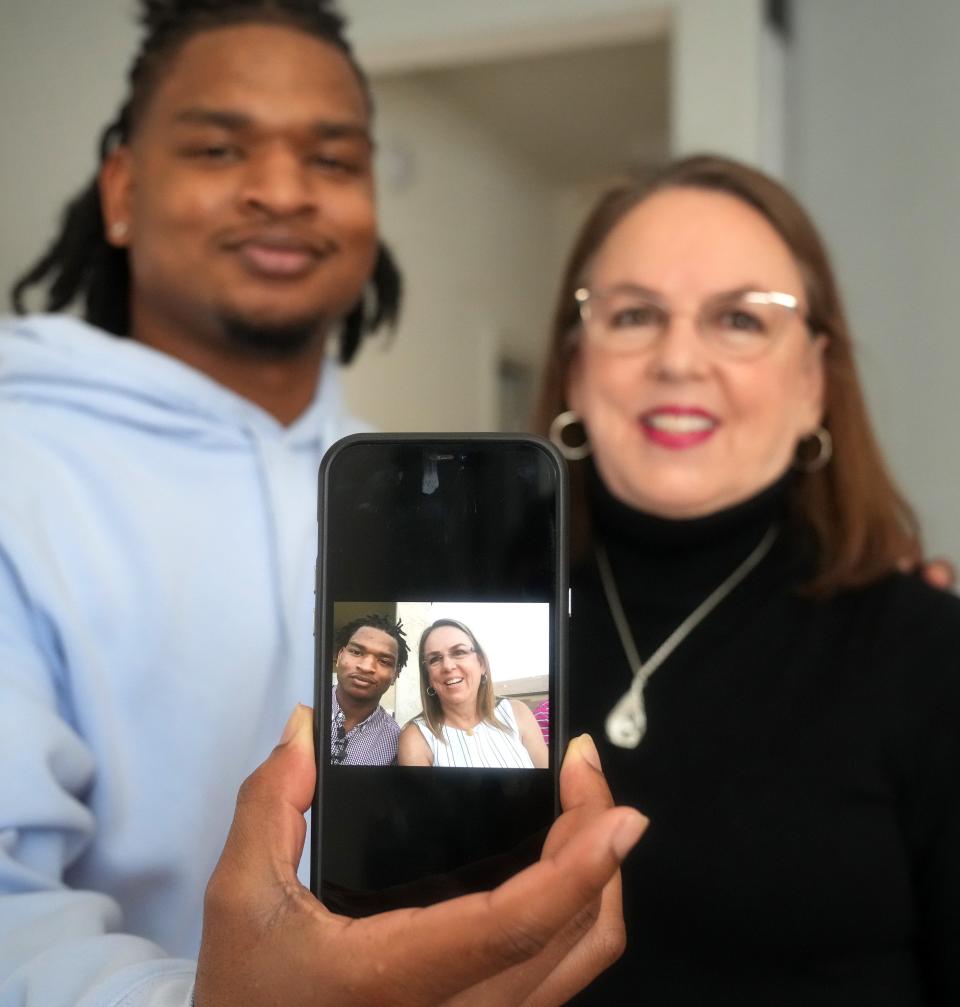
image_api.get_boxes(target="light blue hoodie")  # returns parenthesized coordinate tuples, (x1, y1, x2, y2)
(0, 315, 367, 1006)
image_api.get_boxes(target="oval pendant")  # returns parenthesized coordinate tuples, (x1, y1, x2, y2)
(605, 690, 647, 749)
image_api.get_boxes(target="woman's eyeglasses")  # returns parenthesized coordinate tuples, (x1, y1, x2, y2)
(574, 285, 806, 361)
(424, 646, 476, 671)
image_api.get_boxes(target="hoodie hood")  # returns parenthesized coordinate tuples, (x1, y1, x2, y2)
(0, 313, 350, 449)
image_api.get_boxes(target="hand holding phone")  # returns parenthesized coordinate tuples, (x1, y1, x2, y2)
(312, 435, 568, 914)
(193, 706, 648, 1007)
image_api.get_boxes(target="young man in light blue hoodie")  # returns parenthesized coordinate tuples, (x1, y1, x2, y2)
(0, 2, 647, 1005)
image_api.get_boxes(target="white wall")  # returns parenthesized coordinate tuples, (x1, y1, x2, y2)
(786, 0, 960, 560)
(339, 0, 669, 71)
(670, 0, 766, 164)
(0, 0, 135, 306)
(342, 0, 775, 169)
(345, 75, 555, 431)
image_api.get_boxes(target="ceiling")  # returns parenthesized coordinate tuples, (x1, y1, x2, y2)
(383, 37, 670, 186)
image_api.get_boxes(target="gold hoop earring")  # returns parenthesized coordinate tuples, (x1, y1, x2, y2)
(794, 425, 833, 473)
(549, 409, 591, 461)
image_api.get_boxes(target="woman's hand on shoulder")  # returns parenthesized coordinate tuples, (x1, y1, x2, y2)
(921, 558, 956, 591)
(193, 707, 647, 1006)
(898, 553, 957, 591)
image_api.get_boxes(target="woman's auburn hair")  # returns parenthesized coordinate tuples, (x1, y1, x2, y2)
(416, 619, 507, 742)
(533, 154, 920, 596)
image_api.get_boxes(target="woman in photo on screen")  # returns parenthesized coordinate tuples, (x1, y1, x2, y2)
(397, 619, 548, 768)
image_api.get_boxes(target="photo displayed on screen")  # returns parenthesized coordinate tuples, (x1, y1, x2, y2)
(328, 600, 550, 769)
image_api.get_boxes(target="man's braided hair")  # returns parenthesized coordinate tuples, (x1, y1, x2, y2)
(10, 0, 400, 365)
(336, 613, 409, 672)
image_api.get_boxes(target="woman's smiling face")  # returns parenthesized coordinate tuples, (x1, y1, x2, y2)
(566, 187, 826, 518)
(422, 625, 485, 710)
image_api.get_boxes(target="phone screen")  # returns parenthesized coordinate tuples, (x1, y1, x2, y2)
(311, 435, 567, 916)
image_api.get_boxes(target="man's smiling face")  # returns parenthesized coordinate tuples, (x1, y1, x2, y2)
(335, 626, 399, 704)
(101, 22, 377, 357)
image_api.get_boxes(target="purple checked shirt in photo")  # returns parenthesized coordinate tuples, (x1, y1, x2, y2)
(330, 684, 400, 765)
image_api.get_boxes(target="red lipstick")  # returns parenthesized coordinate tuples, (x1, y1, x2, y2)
(639, 406, 719, 449)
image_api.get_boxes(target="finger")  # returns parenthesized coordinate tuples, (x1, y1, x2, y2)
(346, 802, 646, 1004)
(448, 859, 627, 1007)
(218, 704, 317, 885)
(923, 558, 956, 590)
(469, 735, 634, 1004)
(467, 740, 636, 1007)
(542, 734, 616, 859)
(486, 802, 642, 943)
(560, 734, 614, 813)
(464, 875, 627, 1007)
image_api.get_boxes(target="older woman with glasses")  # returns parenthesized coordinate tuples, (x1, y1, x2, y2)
(537, 155, 960, 1005)
(397, 619, 548, 768)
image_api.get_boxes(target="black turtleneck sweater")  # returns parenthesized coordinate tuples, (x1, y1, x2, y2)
(569, 469, 960, 1005)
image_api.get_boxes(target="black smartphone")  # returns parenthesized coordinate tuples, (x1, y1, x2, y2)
(310, 433, 568, 917)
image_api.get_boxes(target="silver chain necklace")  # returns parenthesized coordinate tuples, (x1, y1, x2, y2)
(597, 525, 779, 749)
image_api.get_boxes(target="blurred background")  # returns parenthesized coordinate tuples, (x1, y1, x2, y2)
(2, 0, 958, 560)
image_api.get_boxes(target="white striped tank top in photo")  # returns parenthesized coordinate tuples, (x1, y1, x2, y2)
(413, 698, 535, 768)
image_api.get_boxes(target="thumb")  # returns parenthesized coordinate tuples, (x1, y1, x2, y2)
(559, 734, 615, 814)
(269, 703, 318, 814)
(543, 733, 645, 860)
(219, 704, 317, 884)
